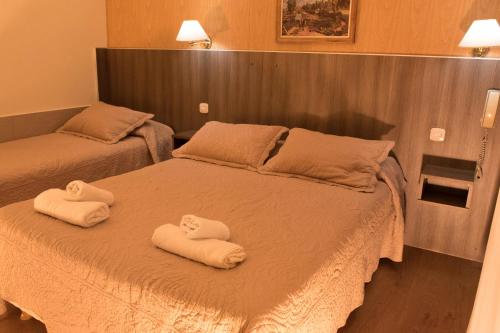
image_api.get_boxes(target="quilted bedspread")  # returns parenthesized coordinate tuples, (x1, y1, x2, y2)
(0, 120, 173, 207)
(0, 157, 404, 332)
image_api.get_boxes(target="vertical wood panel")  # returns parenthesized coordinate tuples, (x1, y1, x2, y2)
(105, 0, 500, 58)
(96, 49, 500, 261)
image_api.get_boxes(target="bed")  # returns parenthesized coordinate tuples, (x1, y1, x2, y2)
(0, 120, 173, 207)
(0, 154, 405, 332)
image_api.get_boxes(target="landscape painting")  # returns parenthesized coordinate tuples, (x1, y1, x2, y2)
(278, 0, 357, 42)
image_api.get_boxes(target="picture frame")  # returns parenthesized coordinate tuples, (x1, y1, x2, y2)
(277, 0, 357, 43)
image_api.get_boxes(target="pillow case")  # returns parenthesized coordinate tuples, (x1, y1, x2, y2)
(172, 121, 288, 170)
(58, 102, 153, 144)
(259, 128, 395, 192)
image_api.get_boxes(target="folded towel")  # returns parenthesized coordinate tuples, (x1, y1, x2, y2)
(34, 189, 110, 227)
(152, 224, 246, 269)
(65, 180, 114, 206)
(179, 214, 231, 241)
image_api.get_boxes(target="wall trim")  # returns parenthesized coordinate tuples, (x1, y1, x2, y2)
(0, 105, 90, 119)
(102, 47, 500, 61)
(0, 106, 86, 143)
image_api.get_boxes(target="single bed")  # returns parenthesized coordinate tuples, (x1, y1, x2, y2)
(0, 156, 404, 332)
(0, 120, 173, 207)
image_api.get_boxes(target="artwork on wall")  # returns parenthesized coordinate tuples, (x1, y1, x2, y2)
(278, 0, 357, 42)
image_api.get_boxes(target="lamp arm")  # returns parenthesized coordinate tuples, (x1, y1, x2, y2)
(188, 37, 212, 49)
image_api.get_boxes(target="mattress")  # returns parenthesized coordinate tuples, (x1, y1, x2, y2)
(0, 121, 173, 207)
(0, 158, 405, 333)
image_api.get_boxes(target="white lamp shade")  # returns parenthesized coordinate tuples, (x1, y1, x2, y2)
(176, 20, 209, 42)
(459, 19, 500, 47)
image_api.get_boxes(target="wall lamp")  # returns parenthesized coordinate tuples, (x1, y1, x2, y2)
(459, 19, 500, 57)
(176, 20, 212, 49)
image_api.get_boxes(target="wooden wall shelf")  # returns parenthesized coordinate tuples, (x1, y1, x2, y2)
(418, 156, 476, 209)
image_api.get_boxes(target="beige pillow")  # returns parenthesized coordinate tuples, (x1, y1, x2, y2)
(260, 128, 395, 192)
(58, 102, 153, 144)
(172, 121, 288, 170)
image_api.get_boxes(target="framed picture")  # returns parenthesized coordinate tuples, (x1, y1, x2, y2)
(277, 0, 357, 43)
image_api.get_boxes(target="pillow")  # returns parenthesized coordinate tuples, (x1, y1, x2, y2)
(172, 121, 288, 170)
(259, 128, 395, 192)
(57, 102, 153, 144)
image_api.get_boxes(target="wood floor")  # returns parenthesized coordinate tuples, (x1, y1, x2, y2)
(0, 303, 46, 333)
(0, 246, 481, 333)
(339, 246, 481, 333)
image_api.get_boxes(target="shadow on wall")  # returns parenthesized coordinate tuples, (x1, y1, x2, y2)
(235, 110, 396, 141)
(460, 0, 500, 32)
(284, 111, 396, 140)
(329, 111, 396, 140)
(204, 2, 229, 41)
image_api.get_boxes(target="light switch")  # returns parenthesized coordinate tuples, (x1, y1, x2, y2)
(430, 128, 446, 142)
(199, 103, 209, 114)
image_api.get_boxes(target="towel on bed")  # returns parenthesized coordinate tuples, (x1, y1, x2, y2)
(34, 189, 110, 227)
(152, 224, 246, 269)
(179, 214, 231, 241)
(65, 180, 115, 206)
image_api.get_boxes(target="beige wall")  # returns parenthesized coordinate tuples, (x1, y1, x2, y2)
(0, 0, 107, 116)
(106, 0, 500, 58)
(468, 188, 500, 332)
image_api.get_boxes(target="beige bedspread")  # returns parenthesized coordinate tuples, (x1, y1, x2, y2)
(0, 158, 404, 333)
(0, 120, 173, 207)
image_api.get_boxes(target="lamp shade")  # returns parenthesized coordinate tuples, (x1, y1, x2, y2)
(459, 19, 500, 48)
(176, 20, 209, 42)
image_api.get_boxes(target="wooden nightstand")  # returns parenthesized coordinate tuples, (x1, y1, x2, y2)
(173, 130, 197, 149)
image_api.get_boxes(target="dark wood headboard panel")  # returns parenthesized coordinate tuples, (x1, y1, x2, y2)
(96, 48, 500, 262)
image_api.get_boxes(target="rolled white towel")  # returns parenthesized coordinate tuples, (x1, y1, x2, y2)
(179, 214, 231, 241)
(152, 224, 246, 269)
(34, 189, 109, 227)
(65, 180, 114, 206)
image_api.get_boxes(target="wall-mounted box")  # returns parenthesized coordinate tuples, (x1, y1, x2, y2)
(418, 155, 476, 209)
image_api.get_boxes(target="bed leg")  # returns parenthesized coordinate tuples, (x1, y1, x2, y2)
(20, 311, 32, 321)
(0, 299, 6, 317)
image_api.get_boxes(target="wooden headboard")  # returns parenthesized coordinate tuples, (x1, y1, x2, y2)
(96, 48, 500, 262)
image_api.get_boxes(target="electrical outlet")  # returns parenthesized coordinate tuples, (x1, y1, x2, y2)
(199, 103, 209, 114)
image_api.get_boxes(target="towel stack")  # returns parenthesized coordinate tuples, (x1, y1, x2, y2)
(152, 215, 246, 269)
(34, 181, 114, 227)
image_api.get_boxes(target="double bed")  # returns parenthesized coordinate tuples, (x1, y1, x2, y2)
(0, 154, 405, 332)
(0, 119, 173, 208)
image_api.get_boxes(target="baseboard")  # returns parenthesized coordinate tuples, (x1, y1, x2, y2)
(403, 242, 484, 263)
